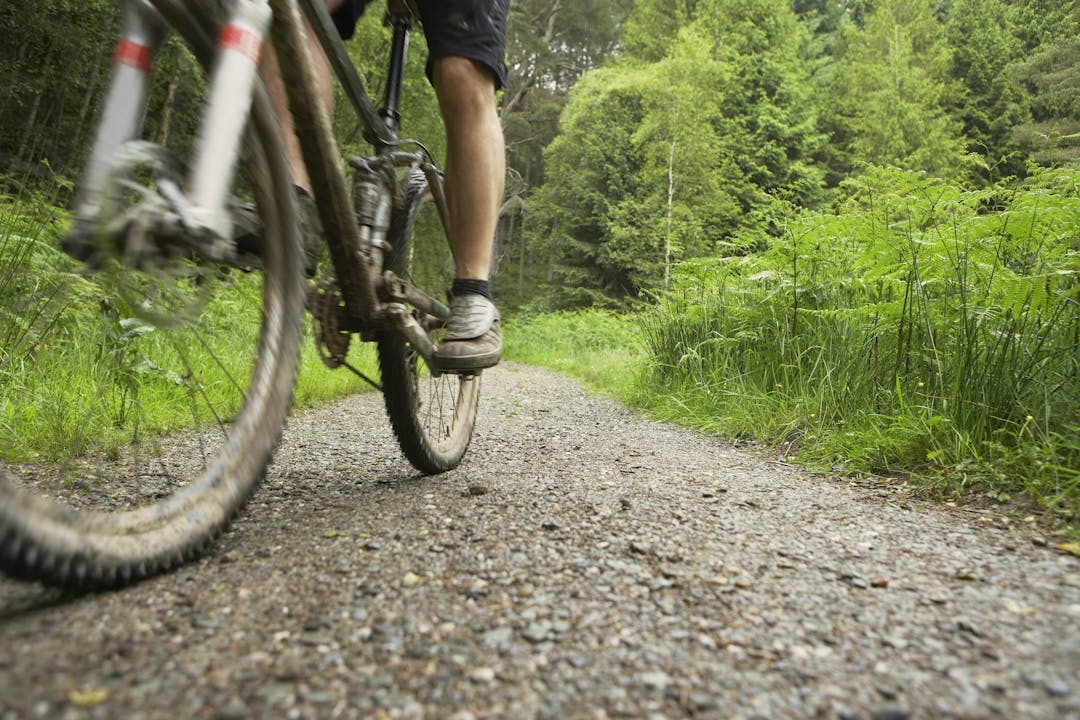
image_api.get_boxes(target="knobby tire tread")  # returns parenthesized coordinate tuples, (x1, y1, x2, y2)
(377, 173, 480, 474)
(0, 0, 305, 590)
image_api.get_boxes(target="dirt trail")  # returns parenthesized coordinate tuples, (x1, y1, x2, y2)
(1, 363, 1077, 719)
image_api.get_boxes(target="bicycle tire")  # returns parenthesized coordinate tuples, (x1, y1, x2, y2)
(377, 171, 480, 473)
(0, 2, 306, 589)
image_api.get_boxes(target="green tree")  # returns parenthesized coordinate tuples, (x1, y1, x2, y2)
(1, 1, 119, 183)
(620, 0, 700, 62)
(528, 0, 825, 306)
(1009, 0, 1080, 166)
(606, 29, 742, 292)
(946, 0, 1031, 183)
(495, 0, 634, 299)
(1, 0, 211, 196)
(820, 0, 964, 178)
(524, 70, 643, 306)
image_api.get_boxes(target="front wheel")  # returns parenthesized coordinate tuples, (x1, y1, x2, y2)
(0, 2, 305, 589)
(377, 171, 480, 473)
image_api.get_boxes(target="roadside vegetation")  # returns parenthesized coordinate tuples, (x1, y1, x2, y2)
(506, 167, 1080, 536)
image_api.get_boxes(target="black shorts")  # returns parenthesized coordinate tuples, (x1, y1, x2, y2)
(331, 0, 510, 90)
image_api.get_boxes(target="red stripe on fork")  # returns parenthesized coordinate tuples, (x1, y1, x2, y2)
(114, 40, 153, 72)
(219, 24, 262, 63)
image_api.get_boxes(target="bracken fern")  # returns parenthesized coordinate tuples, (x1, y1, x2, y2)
(641, 166, 1079, 529)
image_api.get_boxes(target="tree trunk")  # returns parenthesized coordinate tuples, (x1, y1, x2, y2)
(1, 37, 34, 109)
(664, 125, 677, 289)
(74, 64, 107, 164)
(501, 0, 561, 117)
(16, 91, 44, 164)
(518, 155, 530, 297)
(155, 63, 180, 146)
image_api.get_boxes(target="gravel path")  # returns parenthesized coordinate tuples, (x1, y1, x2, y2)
(1, 363, 1078, 719)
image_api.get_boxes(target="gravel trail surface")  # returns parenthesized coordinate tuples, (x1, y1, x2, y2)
(1, 363, 1078, 719)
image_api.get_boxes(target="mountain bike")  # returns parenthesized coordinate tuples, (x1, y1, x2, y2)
(0, 0, 481, 589)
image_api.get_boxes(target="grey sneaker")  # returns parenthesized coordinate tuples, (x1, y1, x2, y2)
(433, 293, 502, 372)
(233, 189, 321, 277)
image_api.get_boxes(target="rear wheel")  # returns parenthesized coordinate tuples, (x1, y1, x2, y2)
(0, 2, 305, 589)
(377, 171, 480, 473)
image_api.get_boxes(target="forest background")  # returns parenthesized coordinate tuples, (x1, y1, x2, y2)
(1, 0, 1078, 532)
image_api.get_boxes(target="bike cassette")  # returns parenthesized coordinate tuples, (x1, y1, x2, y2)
(309, 269, 351, 368)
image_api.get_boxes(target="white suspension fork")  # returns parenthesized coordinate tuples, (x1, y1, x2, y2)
(76, 0, 167, 222)
(186, 0, 272, 240)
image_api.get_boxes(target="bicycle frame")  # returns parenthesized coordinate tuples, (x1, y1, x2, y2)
(77, 0, 452, 359)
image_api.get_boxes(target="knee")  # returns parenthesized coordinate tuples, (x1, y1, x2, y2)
(432, 57, 497, 117)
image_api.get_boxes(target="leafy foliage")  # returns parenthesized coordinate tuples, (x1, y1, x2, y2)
(527, 0, 824, 307)
(639, 166, 1080, 523)
(945, 0, 1031, 183)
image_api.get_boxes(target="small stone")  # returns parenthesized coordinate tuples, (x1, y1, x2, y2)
(272, 649, 305, 681)
(299, 689, 336, 705)
(540, 518, 561, 531)
(481, 626, 513, 647)
(469, 667, 496, 683)
(522, 622, 551, 644)
(871, 706, 911, 720)
(640, 671, 671, 689)
(300, 631, 333, 646)
(255, 681, 296, 706)
(551, 620, 572, 634)
(216, 697, 249, 720)
(466, 483, 488, 497)
(1047, 679, 1072, 697)
(688, 691, 716, 710)
(871, 577, 890, 588)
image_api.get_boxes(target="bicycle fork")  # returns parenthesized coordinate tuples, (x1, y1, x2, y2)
(71, 0, 273, 263)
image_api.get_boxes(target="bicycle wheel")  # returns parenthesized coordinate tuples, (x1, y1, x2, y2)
(0, 2, 305, 589)
(377, 171, 480, 473)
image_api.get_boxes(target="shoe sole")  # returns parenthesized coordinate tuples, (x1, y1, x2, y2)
(431, 350, 501, 373)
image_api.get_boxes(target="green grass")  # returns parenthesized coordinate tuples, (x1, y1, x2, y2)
(502, 309, 646, 401)
(0, 193, 378, 462)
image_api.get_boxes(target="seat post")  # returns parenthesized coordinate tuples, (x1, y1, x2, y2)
(381, 18, 409, 137)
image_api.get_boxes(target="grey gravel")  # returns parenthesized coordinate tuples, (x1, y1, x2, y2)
(1, 362, 1078, 719)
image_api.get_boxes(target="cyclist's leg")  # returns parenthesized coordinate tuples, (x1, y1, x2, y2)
(419, 0, 509, 370)
(431, 57, 504, 284)
(262, 0, 344, 193)
(428, 56, 504, 369)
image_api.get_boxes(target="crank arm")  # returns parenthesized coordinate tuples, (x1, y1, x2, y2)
(384, 303, 437, 364)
